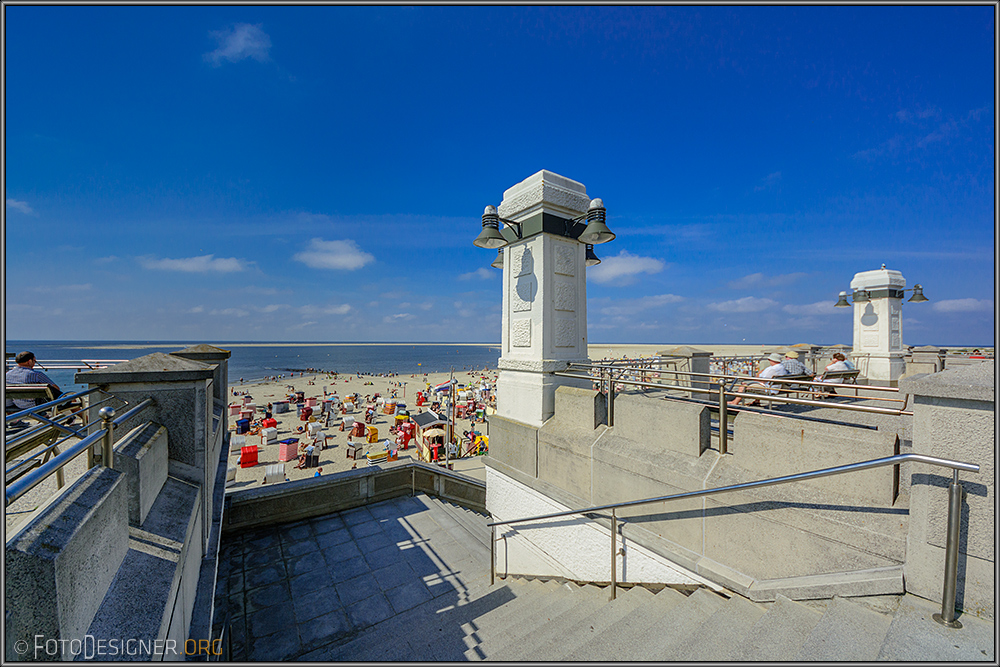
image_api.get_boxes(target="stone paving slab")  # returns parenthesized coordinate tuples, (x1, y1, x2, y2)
(215, 492, 500, 660)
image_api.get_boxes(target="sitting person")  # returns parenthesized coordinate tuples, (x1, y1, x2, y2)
(812, 352, 854, 395)
(780, 350, 812, 376)
(296, 442, 316, 469)
(729, 353, 788, 406)
(5, 351, 81, 421)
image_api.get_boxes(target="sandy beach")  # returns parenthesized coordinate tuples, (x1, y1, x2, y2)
(225, 366, 497, 490)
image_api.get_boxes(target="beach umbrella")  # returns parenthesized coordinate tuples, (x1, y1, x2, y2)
(422, 428, 447, 439)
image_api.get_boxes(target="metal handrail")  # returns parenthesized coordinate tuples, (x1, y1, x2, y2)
(567, 362, 901, 394)
(5, 398, 156, 509)
(5, 427, 109, 506)
(4, 386, 103, 422)
(487, 452, 978, 627)
(554, 371, 912, 417)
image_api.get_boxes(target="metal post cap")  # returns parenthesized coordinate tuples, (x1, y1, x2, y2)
(99, 406, 116, 420)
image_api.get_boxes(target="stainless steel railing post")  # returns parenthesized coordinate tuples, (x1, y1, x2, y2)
(608, 372, 616, 427)
(718, 380, 728, 455)
(100, 406, 115, 468)
(490, 525, 496, 586)
(933, 469, 964, 628)
(610, 508, 617, 601)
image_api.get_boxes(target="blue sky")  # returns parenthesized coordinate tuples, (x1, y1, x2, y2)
(5, 6, 995, 345)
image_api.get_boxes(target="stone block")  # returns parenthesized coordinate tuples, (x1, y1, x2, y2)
(6, 467, 129, 660)
(114, 421, 169, 526)
(612, 392, 710, 457)
(485, 414, 539, 478)
(900, 363, 994, 619)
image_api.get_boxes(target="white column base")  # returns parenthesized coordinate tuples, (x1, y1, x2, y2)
(496, 366, 589, 428)
(862, 354, 906, 385)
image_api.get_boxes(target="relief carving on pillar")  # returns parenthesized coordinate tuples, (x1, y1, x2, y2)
(511, 319, 531, 347)
(554, 279, 576, 312)
(554, 245, 575, 276)
(555, 318, 576, 348)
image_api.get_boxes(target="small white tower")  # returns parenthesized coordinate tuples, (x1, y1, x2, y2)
(849, 265, 907, 385)
(477, 170, 613, 426)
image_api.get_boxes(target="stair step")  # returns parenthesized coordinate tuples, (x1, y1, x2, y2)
(325, 579, 527, 661)
(494, 584, 611, 661)
(642, 588, 731, 660)
(730, 595, 824, 661)
(795, 596, 892, 661)
(468, 583, 586, 660)
(672, 592, 766, 661)
(463, 581, 574, 658)
(439, 500, 491, 543)
(876, 594, 996, 662)
(563, 586, 689, 661)
(538, 585, 657, 661)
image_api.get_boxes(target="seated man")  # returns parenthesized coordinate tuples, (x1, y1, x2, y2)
(779, 350, 812, 377)
(729, 353, 788, 406)
(6, 350, 64, 416)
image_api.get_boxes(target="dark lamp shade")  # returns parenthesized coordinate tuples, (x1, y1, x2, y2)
(908, 284, 929, 303)
(491, 249, 504, 269)
(585, 244, 601, 267)
(834, 291, 851, 308)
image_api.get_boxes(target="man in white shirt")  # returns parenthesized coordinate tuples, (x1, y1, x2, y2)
(729, 352, 788, 406)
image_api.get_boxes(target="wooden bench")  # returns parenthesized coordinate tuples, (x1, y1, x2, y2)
(812, 369, 862, 397)
(6, 385, 87, 487)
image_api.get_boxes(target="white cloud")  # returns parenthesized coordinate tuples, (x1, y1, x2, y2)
(204, 23, 272, 66)
(209, 307, 249, 317)
(706, 296, 779, 313)
(589, 251, 665, 285)
(94, 255, 118, 264)
(729, 272, 808, 289)
(6, 199, 35, 215)
(600, 294, 684, 317)
(258, 304, 286, 313)
(932, 298, 994, 313)
(293, 238, 374, 270)
(383, 313, 415, 323)
(189, 306, 205, 313)
(139, 254, 246, 273)
(782, 301, 840, 316)
(459, 267, 493, 280)
(300, 303, 353, 316)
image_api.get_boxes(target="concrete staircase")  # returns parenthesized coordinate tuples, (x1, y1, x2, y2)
(266, 494, 993, 662)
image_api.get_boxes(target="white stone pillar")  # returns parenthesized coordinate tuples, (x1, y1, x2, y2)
(496, 170, 594, 427)
(850, 266, 907, 386)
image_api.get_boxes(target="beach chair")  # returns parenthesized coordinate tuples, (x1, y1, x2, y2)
(264, 463, 286, 484)
(239, 445, 258, 468)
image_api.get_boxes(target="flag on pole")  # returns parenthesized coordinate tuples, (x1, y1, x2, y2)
(432, 379, 455, 393)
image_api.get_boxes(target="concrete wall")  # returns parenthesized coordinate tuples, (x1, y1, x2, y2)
(114, 422, 169, 526)
(900, 363, 994, 620)
(485, 385, 912, 601)
(223, 461, 487, 534)
(6, 467, 129, 660)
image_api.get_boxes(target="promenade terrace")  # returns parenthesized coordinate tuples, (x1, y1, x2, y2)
(4, 343, 994, 661)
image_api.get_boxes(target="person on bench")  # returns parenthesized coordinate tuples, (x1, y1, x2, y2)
(729, 352, 788, 406)
(780, 350, 811, 376)
(813, 352, 855, 395)
(5, 351, 64, 416)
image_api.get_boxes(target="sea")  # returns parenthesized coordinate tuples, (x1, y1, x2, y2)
(4, 341, 502, 394)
